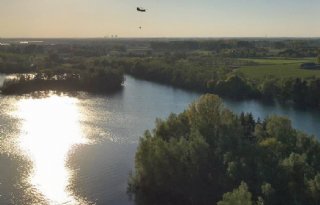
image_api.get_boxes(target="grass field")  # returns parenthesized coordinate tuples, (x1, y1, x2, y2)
(236, 57, 320, 80)
(239, 57, 315, 65)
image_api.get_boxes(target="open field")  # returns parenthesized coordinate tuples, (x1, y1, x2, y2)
(239, 57, 315, 65)
(236, 57, 320, 80)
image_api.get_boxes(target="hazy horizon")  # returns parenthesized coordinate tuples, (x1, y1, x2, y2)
(1, 0, 320, 38)
(2, 37, 320, 40)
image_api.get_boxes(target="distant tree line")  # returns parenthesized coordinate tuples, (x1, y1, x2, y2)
(1, 67, 124, 94)
(122, 55, 241, 92)
(129, 94, 320, 205)
(257, 77, 320, 107)
(150, 40, 320, 58)
(1, 39, 320, 106)
(116, 56, 320, 108)
(0, 51, 35, 73)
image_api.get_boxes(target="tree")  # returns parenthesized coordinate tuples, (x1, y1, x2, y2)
(214, 75, 256, 99)
(217, 182, 253, 205)
(259, 78, 280, 100)
(308, 173, 320, 203)
(291, 78, 308, 105)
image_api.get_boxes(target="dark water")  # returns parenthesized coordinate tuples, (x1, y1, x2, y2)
(0, 75, 319, 205)
(224, 99, 320, 137)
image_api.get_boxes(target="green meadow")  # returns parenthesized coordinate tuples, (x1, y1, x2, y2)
(236, 57, 320, 80)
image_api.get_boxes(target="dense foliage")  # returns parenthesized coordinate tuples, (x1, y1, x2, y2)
(0, 51, 35, 73)
(1, 68, 124, 94)
(129, 94, 320, 205)
(124, 54, 241, 92)
(257, 77, 320, 107)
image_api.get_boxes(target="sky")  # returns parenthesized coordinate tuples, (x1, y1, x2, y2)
(0, 0, 320, 38)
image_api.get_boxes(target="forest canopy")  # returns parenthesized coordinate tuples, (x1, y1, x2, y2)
(129, 94, 320, 205)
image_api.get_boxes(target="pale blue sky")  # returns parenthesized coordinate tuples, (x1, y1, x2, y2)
(0, 0, 319, 38)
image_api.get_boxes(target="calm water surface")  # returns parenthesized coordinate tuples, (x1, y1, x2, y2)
(0, 75, 319, 204)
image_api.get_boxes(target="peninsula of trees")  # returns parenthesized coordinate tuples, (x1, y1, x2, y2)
(129, 94, 320, 205)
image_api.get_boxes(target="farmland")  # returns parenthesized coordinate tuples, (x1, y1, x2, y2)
(236, 57, 320, 80)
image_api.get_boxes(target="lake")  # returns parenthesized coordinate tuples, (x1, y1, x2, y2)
(0, 75, 319, 204)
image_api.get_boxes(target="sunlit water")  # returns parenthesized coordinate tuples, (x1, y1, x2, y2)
(0, 75, 320, 205)
(15, 96, 88, 204)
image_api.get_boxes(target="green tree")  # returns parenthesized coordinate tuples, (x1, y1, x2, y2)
(308, 173, 320, 203)
(259, 78, 280, 100)
(217, 182, 253, 205)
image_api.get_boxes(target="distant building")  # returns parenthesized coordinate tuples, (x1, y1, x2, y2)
(0, 43, 10, 46)
(300, 63, 320, 70)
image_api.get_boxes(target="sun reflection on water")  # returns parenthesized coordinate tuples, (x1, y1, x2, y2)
(15, 95, 88, 205)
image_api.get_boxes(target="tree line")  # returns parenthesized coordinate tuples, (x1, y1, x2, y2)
(114, 56, 320, 108)
(1, 67, 124, 94)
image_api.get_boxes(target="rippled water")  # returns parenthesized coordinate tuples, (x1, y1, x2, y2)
(0, 75, 319, 205)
